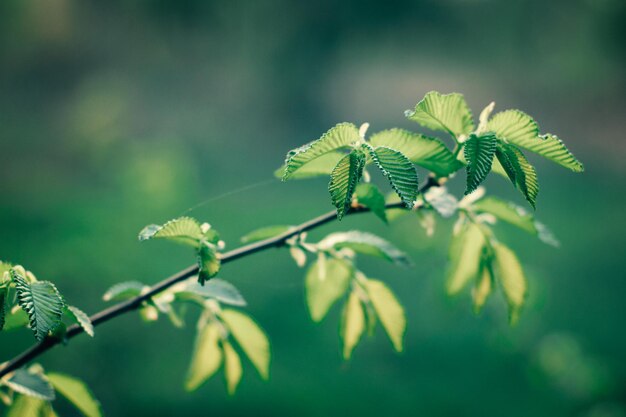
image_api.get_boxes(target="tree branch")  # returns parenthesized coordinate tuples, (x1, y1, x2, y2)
(0, 178, 440, 378)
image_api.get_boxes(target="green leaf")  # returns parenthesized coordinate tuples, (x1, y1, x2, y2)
(318, 231, 411, 266)
(185, 322, 223, 391)
(65, 306, 94, 337)
(221, 309, 270, 379)
(305, 256, 352, 322)
(328, 149, 366, 219)
(5, 395, 50, 417)
(472, 262, 493, 313)
(487, 110, 583, 172)
(405, 91, 474, 138)
(12, 269, 65, 341)
(495, 143, 539, 208)
(3, 307, 29, 331)
(240, 225, 293, 244)
(341, 291, 365, 360)
(471, 196, 558, 246)
(355, 183, 387, 223)
(529, 134, 584, 172)
(138, 217, 205, 247)
(283, 123, 360, 180)
(197, 242, 221, 285)
(368, 129, 463, 176)
(464, 133, 497, 194)
(102, 281, 146, 302)
(487, 109, 539, 145)
(274, 151, 345, 180)
(47, 373, 102, 417)
(368, 146, 419, 207)
(222, 341, 243, 395)
(2, 369, 54, 401)
(446, 222, 485, 295)
(492, 242, 527, 324)
(364, 279, 406, 352)
(182, 279, 247, 307)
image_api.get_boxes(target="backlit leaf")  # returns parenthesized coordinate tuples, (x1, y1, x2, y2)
(274, 151, 345, 180)
(318, 231, 411, 266)
(341, 291, 365, 360)
(222, 341, 242, 395)
(2, 368, 54, 400)
(240, 225, 293, 244)
(364, 279, 406, 352)
(306, 256, 352, 322)
(405, 91, 474, 138)
(446, 222, 485, 295)
(492, 242, 527, 324)
(221, 309, 270, 379)
(102, 281, 146, 302)
(47, 373, 102, 417)
(183, 279, 247, 307)
(185, 322, 223, 391)
(368, 129, 463, 176)
(283, 123, 360, 180)
(65, 306, 94, 337)
(197, 242, 221, 285)
(138, 217, 204, 247)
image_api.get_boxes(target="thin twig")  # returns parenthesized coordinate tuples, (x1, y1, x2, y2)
(0, 178, 439, 378)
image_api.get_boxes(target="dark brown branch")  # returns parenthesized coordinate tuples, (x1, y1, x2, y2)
(0, 178, 439, 378)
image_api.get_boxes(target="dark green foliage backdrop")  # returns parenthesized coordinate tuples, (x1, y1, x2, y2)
(1, 0, 625, 416)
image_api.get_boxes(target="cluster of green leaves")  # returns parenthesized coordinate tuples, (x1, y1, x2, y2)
(0, 264, 99, 416)
(281, 91, 583, 215)
(241, 228, 408, 358)
(0, 263, 93, 342)
(0, 365, 102, 417)
(105, 217, 271, 395)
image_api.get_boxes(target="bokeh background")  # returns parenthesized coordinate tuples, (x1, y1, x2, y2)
(1, 0, 625, 416)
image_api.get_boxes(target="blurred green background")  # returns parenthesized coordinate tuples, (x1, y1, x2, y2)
(1, 0, 625, 416)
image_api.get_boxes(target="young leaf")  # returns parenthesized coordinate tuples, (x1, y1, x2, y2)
(492, 242, 527, 324)
(183, 279, 247, 307)
(341, 291, 365, 360)
(12, 269, 65, 341)
(318, 231, 411, 267)
(464, 133, 497, 195)
(274, 151, 345, 180)
(283, 123, 360, 180)
(328, 149, 366, 219)
(102, 281, 146, 302)
(5, 395, 50, 417)
(222, 341, 243, 395)
(65, 306, 94, 337)
(197, 242, 221, 285)
(405, 91, 474, 138)
(3, 307, 29, 331)
(487, 110, 539, 144)
(495, 143, 539, 208)
(185, 322, 223, 391)
(472, 196, 536, 234)
(368, 129, 463, 176)
(472, 262, 493, 313)
(47, 373, 102, 417)
(240, 225, 293, 244)
(138, 217, 204, 247)
(305, 256, 352, 322)
(423, 186, 458, 218)
(488, 111, 583, 172)
(527, 134, 584, 172)
(368, 146, 419, 208)
(221, 309, 270, 379)
(355, 183, 387, 223)
(446, 222, 485, 295)
(363, 279, 406, 352)
(2, 369, 55, 401)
